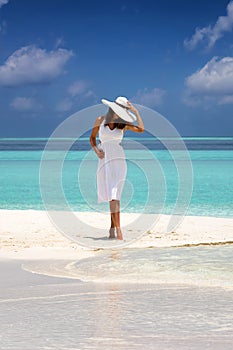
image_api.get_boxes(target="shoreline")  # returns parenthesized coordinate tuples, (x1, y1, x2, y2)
(1, 260, 232, 350)
(0, 209, 233, 260)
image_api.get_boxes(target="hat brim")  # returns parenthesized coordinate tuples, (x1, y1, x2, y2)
(101, 99, 137, 123)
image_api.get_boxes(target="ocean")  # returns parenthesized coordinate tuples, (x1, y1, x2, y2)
(0, 137, 232, 217)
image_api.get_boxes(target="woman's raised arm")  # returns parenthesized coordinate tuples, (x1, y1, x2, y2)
(124, 101, 144, 133)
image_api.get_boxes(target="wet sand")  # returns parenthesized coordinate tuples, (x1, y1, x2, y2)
(1, 259, 233, 350)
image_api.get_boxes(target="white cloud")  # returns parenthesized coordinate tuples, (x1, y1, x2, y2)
(68, 80, 89, 97)
(186, 57, 233, 94)
(0, 0, 9, 34)
(0, 19, 7, 34)
(131, 88, 166, 107)
(184, 56, 233, 105)
(0, 0, 9, 8)
(0, 45, 73, 87)
(83, 90, 96, 98)
(56, 80, 96, 112)
(184, 1, 233, 50)
(54, 37, 65, 49)
(218, 95, 233, 104)
(55, 98, 73, 112)
(11, 97, 36, 111)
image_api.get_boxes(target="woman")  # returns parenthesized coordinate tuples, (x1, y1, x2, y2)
(90, 96, 144, 240)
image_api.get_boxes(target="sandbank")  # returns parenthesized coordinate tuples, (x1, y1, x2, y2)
(0, 209, 232, 260)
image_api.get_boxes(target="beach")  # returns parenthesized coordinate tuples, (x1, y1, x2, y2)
(1, 210, 233, 349)
(1, 210, 233, 259)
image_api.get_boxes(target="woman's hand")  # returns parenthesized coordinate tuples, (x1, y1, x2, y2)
(96, 149, 105, 159)
(127, 101, 138, 114)
(90, 116, 105, 158)
(124, 100, 144, 133)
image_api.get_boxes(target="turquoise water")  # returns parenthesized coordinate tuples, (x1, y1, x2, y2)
(0, 138, 232, 217)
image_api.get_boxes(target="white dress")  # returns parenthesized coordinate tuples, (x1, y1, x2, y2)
(97, 120, 127, 203)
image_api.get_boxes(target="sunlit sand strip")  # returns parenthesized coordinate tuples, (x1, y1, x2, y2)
(0, 209, 232, 259)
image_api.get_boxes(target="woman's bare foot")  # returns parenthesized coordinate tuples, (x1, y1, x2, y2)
(116, 227, 123, 240)
(109, 227, 115, 239)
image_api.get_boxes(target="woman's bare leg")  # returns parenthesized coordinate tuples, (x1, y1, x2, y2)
(109, 212, 115, 239)
(109, 200, 123, 240)
(109, 202, 116, 238)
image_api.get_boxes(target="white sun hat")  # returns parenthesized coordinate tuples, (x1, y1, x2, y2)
(101, 96, 137, 123)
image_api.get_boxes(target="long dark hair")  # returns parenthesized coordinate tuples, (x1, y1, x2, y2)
(104, 108, 131, 130)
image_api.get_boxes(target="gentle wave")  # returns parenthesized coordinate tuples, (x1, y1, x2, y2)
(23, 246, 233, 289)
(0, 150, 232, 161)
(67, 246, 233, 288)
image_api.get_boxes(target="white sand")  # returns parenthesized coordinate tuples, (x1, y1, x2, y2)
(0, 210, 232, 260)
(1, 211, 232, 350)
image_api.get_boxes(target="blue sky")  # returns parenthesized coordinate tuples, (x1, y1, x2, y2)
(0, 0, 233, 137)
